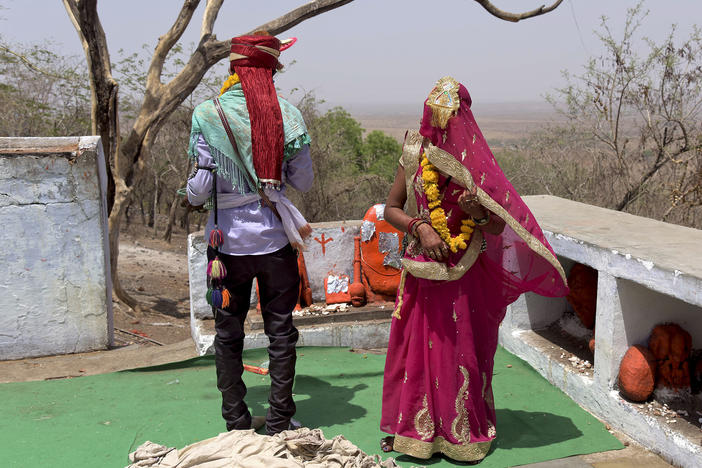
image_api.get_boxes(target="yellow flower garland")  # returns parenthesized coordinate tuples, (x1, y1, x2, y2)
(219, 73, 241, 96)
(421, 153, 475, 253)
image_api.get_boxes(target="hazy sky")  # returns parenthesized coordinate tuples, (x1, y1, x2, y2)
(2, 0, 702, 113)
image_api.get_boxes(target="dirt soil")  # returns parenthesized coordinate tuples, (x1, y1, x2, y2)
(114, 224, 193, 347)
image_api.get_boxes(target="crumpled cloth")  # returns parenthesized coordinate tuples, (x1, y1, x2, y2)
(126, 428, 398, 468)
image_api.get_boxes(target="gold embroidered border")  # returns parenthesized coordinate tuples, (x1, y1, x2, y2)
(414, 394, 435, 441)
(392, 269, 407, 319)
(393, 435, 491, 462)
(424, 144, 568, 285)
(401, 229, 483, 281)
(451, 366, 471, 444)
(400, 130, 424, 218)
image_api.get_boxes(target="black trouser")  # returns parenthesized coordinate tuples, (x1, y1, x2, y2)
(208, 244, 300, 435)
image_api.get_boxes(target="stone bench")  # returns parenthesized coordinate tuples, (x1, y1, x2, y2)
(501, 195, 702, 467)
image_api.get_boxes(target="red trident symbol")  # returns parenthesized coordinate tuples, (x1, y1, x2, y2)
(314, 233, 334, 255)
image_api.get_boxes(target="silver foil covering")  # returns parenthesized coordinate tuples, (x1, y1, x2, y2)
(379, 232, 402, 269)
(383, 250, 403, 269)
(375, 203, 385, 221)
(361, 220, 376, 242)
(326, 275, 349, 294)
(378, 231, 399, 253)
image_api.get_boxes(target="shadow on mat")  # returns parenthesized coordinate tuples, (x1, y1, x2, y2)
(493, 408, 582, 450)
(242, 375, 369, 428)
(121, 355, 215, 373)
(293, 375, 369, 427)
(394, 409, 583, 466)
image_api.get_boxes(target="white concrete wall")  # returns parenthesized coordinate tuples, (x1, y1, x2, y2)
(188, 220, 361, 320)
(0, 137, 112, 359)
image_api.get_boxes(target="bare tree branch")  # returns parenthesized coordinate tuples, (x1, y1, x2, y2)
(247, 0, 355, 35)
(147, 0, 200, 91)
(201, 0, 224, 38)
(0, 45, 65, 79)
(473, 0, 563, 23)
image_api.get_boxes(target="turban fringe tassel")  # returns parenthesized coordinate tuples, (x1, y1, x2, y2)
(238, 66, 284, 185)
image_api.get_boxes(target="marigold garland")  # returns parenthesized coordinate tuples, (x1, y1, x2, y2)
(421, 153, 475, 253)
(219, 73, 241, 96)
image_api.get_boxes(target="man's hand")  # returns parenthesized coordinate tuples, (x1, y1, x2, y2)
(180, 197, 206, 213)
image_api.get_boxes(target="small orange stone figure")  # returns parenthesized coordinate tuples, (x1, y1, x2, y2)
(566, 263, 598, 329)
(649, 323, 692, 389)
(618, 345, 657, 402)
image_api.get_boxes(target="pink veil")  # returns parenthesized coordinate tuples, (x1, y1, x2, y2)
(403, 77, 568, 307)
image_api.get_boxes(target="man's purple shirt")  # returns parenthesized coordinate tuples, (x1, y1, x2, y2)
(187, 135, 313, 255)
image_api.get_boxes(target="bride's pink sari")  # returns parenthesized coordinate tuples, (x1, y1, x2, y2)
(381, 78, 569, 462)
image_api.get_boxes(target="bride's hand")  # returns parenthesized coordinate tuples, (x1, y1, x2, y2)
(458, 186, 486, 219)
(416, 223, 449, 261)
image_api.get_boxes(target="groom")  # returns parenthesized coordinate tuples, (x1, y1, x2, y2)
(187, 32, 313, 435)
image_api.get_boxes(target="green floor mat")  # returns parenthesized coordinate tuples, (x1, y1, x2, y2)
(0, 346, 622, 467)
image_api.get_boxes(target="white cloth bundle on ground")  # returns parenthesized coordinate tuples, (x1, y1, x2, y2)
(127, 428, 398, 468)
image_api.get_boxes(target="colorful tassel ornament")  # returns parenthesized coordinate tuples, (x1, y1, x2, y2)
(221, 288, 230, 308)
(207, 257, 227, 280)
(206, 287, 214, 306)
(209, 228, 224, 248)
(211, 288, 223, 308)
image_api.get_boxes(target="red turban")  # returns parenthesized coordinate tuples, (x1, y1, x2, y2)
(229, 34, 284, 186)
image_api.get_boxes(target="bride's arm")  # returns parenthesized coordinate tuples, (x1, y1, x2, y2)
(384, 165, 411, 233)
(386, 165, 450, 260)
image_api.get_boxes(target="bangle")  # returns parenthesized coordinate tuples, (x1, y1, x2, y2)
(407, 218, 422, 236)
(412, 220, 429, 236)
(472, 211, 490, 226)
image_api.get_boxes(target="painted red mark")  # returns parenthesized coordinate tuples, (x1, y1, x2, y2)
(314, 233, 334, 255)
(341, 227, 345, 232)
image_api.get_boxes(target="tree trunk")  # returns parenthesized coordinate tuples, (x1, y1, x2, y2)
(163, 192, 180, 243)
(108, 180, 143, 313)
(152, 172, 159, 234)
(124, 201, 131, 228)
(140, 199, 147, 226)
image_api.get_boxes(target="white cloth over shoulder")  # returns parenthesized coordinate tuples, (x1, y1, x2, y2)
(126, 428, 398, 468)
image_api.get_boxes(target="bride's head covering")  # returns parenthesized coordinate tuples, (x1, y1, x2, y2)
(418, 76, 568, 303)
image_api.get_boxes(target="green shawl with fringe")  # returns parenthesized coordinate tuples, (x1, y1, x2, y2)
(188, 83, 310, 193)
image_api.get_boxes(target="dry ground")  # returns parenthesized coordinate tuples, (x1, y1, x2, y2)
(113, 223, 193, 347)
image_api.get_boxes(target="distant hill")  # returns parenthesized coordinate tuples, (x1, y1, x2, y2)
(349, 101, 562, 146)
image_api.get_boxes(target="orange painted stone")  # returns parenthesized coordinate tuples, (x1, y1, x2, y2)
(297, 252, 313, 308)
(350, 236, 367, 307)
(589, 337, 596, 354)
(359, 204, 404, 302)
(324, 273, 351, 305)
(649, 323, 692, 389)
(566, 263, 598, 329)
(618, 345, 657, 402)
